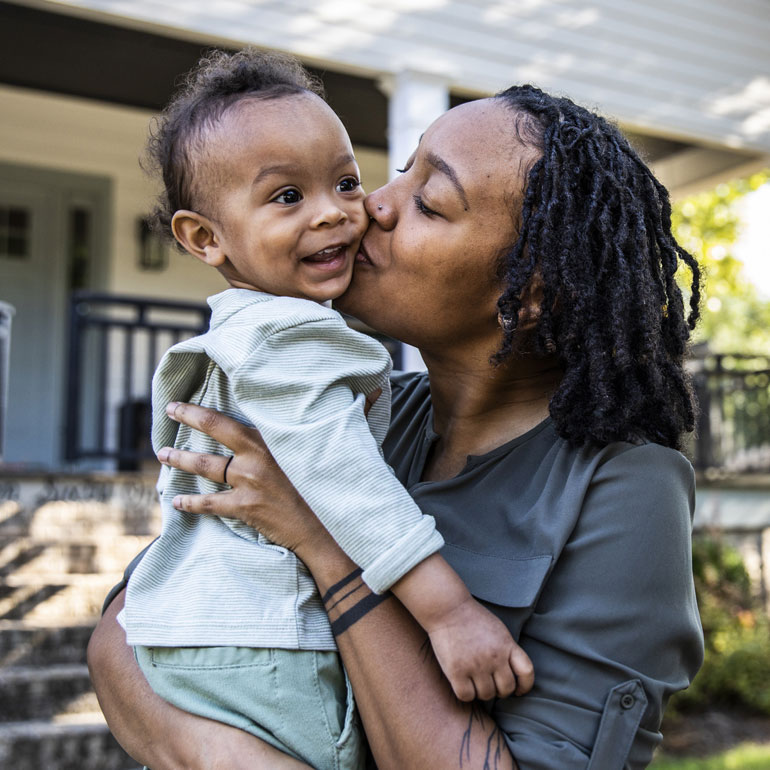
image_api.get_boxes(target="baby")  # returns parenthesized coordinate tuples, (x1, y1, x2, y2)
(121, 49, 533, 769)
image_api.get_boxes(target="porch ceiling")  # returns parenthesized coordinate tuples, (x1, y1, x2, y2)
(1, 0, 766, 195)
(9, 0, 770, 155)
(0, 1, 388, 149)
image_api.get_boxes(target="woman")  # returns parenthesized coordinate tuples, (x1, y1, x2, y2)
(88, 85, 704, 769)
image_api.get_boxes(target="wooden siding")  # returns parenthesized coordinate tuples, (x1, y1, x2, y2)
(21, 0, 770, 153)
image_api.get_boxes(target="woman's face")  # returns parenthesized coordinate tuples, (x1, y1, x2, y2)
(337, 98, 532, 355)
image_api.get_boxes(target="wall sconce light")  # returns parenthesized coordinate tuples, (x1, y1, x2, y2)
(138, 217, 168, 271)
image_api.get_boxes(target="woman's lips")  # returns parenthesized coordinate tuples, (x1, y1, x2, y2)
(355, 242, 374, 266)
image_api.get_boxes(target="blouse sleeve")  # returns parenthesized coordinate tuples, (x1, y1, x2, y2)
(494, 443, 704, 769)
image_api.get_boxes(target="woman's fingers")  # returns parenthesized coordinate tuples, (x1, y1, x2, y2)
(173, 491, 235, 516)
(166, 401, 257, 453)
(158, 446, 232, 484)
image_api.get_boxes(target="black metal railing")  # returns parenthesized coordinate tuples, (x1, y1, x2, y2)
(66, 294, 770, 474)
(690, 351, 770, 473)
(64, 292, 402, 469)
(64, 292, 211, 468)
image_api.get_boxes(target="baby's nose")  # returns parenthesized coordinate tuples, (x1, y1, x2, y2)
(312, 201, 347, 227)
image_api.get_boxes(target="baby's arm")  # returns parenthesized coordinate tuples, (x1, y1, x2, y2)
(392, 553, 534, 701)
(224, 309, 532, 699)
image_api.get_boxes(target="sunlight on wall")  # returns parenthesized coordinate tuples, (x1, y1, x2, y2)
(734, 184, 770, 298)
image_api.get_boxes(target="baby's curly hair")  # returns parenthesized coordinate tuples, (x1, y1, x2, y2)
(493, 85, 701, 450)
(145, 48, 323, 239)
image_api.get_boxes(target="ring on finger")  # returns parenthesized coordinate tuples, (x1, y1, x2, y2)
(223, 455, 234, 486)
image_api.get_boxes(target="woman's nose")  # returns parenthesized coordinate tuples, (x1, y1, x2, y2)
(364, 189, 396, 229)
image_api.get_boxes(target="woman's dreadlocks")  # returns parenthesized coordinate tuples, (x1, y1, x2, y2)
(494, 85, 701, 450)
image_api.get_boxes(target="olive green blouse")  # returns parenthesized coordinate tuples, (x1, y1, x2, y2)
(385, 371, 703, 769)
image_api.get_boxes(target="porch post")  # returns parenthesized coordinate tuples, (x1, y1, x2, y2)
(380, 70, 450, 372)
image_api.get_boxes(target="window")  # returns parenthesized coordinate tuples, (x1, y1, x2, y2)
(0, 206, 30, 259)
(68, 206, 92, 290)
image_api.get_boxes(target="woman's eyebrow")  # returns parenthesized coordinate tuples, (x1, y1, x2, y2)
(425, 151, 469, 210)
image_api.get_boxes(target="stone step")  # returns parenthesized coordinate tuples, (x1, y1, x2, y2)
(0, 502, 160, 539)
(0, 622, 94, 667)
(0, 578, 118, 623)
(0, 664, 97, 722)
(0, 535, 153, 578)
(0, 717, 139, 770)
(0, 475, 161, 541)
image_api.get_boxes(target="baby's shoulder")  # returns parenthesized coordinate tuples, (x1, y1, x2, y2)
(231, 294, 341, 327)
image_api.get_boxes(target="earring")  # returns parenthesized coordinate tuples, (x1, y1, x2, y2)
(499, 314, 515, 333)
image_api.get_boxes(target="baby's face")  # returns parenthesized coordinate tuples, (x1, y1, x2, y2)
(203, 93, 367, 302)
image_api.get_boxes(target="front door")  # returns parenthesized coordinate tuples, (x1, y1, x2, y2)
(0, 164, 109, 468)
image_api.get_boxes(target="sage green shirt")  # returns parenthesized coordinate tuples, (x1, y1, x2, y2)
(121, 290, 443, 649)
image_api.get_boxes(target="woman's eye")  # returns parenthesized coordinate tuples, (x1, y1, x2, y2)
(413, 194, 438, 217)
(337, 177, 361, 193)
(273, 189, 302, 205)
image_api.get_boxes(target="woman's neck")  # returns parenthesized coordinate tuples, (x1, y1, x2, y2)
(420, 349, 562, 482)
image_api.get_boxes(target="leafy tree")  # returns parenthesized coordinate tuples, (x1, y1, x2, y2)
(672, 171, 770, 354)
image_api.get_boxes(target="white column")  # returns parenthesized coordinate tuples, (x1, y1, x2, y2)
(380, 71, 450, 371)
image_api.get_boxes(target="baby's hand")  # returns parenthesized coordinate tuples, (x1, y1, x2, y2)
(427, 596, 534, 702)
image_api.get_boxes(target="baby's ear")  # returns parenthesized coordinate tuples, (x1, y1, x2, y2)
(171, 210, 226, 267)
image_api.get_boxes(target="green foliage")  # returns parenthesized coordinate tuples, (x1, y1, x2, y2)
(671, 535, 770, 715)
(651, 743, 770, 769)
(672, 172, 770, 354)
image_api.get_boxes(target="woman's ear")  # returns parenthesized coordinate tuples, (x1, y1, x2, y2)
(517, 273, 545, 331)
(171, 210, 227, 267)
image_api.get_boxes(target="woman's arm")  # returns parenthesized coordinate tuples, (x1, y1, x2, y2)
(295, 533, 516, 769)
(161, 401, 517, 769)
(87, 590, 313, 770)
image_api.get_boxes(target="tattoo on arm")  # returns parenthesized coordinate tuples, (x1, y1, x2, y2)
(321, 568, 392, 637)
(325, 582, 366, 612)
(460, 702, 508, 770)
(320, 567, 363, 604)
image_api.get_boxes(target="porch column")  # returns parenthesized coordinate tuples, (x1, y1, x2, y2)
(380, 70, 450, 371)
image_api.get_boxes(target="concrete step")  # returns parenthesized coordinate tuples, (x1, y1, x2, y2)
(0, 717, 139, 769)
(0, 474, 161, 541)
(0, 535, 153, 578)
(0, 622, 94, 667)
(0, 664, 97, 722)
(0, 501, 160, 540)
(0, 577, 119, 623)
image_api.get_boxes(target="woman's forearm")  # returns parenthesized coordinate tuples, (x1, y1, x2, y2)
(305, 544, 517, 770)
(87, 590, 312, 770)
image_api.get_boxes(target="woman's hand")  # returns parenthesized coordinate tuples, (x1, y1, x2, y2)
(157, 401, 333, 561)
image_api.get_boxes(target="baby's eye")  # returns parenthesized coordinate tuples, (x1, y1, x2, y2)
(273, 189, 302, 205)
(337, 177, 361, 193)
